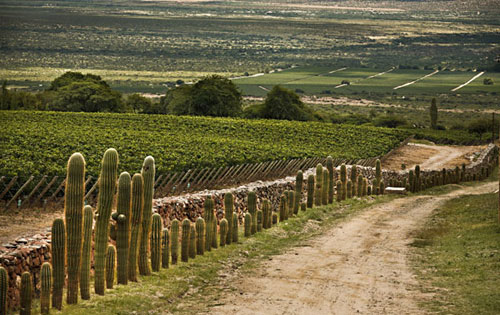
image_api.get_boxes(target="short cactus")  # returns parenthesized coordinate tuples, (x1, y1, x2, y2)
(326, 156, 335, 204)
(301, 202, 306, 211)
(151, 214, 162, 271)
(357, 175, 363, 197)
(257, 210, 263, 232)
(106, 245, 116, 289)
(322, 169, 329, 205)
(379, 181, 385, 195)
(80, 206, 93, 299)
(409, 170, 414, 193)
(362, 178, 368, 196)
(20, 272, 31, 315)
(181, 219, 191, 262)
(116, 172, 131, 285)
(189, 225, 196, 259)
(94, 148, 119, 295)
(51, 218, 65, 310)
(224, 193, 234, 245)
(415, 165, 421, 192)
(139, 156, 155, 277)
(279, 194, 287, 222)
(244, 213, 252, 237)
(347, 180, 352, 199)
(232, 213, 239, 243)
(272, 213, 278, 225)
(315, 164, 323, 206)
(248, 191, 257, 234)
(41, 263, 51, 314)
(128, 173, 144, 282)
(162, 228, 169, 268)
(367, 185, 372, 195)
(171, 219, 179, 264)
(0, 267, 7, 315)
(219, 218, 228, 247)
(195, 217, 205, 255)
(294, 171, 303, 213)
(306, 174, 314, 208)
(336, 181, 342, 202)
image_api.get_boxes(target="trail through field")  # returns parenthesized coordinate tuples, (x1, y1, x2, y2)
(211, 181, 497, 315)
(335, 67, 394, 88)
(451, 71, 485, 91)
(393, 70, 439, 90)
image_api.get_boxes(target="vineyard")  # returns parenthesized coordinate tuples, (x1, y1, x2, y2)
(0, 111, 409, 178)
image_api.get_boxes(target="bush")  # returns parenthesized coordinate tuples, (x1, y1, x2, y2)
(483, 78, 494, 85)
(373, 114, 407, 128)
(260, 85, 316, 121)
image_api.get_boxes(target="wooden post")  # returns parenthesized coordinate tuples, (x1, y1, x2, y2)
(0, 176, 18, 200)
(6, 176, 34, 208)
(24, 175, 48, 205)
(33, 176, 59, 205)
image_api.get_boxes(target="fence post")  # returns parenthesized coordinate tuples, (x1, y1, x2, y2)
(5, 176, 34, 209)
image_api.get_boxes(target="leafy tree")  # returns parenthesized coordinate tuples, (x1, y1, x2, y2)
(48, 72, 109, 91)
(373, 114, 407, 128)
(260, 85, 315, 121)
(430, 98, 438, 129)
(125, 93, 152, 113)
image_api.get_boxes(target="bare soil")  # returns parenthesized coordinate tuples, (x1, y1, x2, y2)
(210, 181, 497, 315)
(0, 208, 61, 244)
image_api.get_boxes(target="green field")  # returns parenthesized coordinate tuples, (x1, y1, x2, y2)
(0, 111, 409, 178)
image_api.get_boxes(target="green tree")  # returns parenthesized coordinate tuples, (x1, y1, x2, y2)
(373, 114, 407, 128)
(125, 93, 152, 113)
(430, 98, 438, 129)
(260, 85, 315, 121)
(49, 81, 123, 112)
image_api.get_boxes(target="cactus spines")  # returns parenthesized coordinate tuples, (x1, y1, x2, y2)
(232, 213, 239, 243)
(262, 199, 270, 229)
(189, 225, 196, 259)
(375, 159, 382, 182)
(362, 178, 368, 196)
(139, 156, 155, 277)
(340, 164, 347, 200)
(279, 194, 288, 222)
(219, 218, 228, 247)
(106, 245, 116, 289)
(357, 175, 363, 197)
(204, 196, 215, 251)
(307, 174, 314, 208)
(40, 263, 51, 314)
(80, 206, 93, 300)
(64, 153, 85, 304)
(162, 229, 170, 268)
(20, 272, 31, 315)
(94, 148, 119, 295)
(224, 193, 234, 245)
(351, 165, 357, 185)
(116, 172, 131, 285)
(322, 169, 329, 205)
(244, 213, 252, 237)
(170, 219, 179, 264)
(181, 219, 191, 262)
(347, 180, 352, 199)
(315, 164, 323, 206)
(247, 191, 257, 234)
(336, 181, 342, 202)
(151, 214, 162, 271)
(0, 267, 6, 315)
(51, 218, 65, 310)
(326, 156, 335, 204)
(288, 190, 295, 216)
(257, 210, 263, 232)
(195, 217, 205, 255)
(211, 218, 218, 249)
(128, 173, 144, 282)
(294, 171, 303, 213)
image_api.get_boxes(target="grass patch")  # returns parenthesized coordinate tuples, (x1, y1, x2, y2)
(411, 192, 500, 314)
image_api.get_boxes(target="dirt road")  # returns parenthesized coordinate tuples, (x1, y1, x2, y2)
(211, 181, 497, 315)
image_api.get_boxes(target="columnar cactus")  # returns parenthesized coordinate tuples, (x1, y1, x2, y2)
(211, 218, 218, 249)
(279, 194, 287, 222)
(262, 199, 270, 229)
(219, 218, 228, 247)
(301, 202, 306, 211)
(288, 190, 295, 215)
(0, 267, 7, 315)
(379, 181, 385, 195)
(362, 178, 368, 196)
(20, 272, 31, 315)
(116, 172, 131, 285)
(368, 185, 372, 196)
(409, 170, 414, 193)
(415, 165, 421, 192)
(204, 196, 215, 251)
(375, 159, 382, 183)
(340, 164, 347, 200)
(272, 213, 278, 225)
(195, 217, 205, 255)
(257, 210, 263, 232)
(51, 218, 65, 310)
(106, 245, 116, 289)
(315, 164, 323, 206)
(171, 219, 179, 264)
(128, 173, 144, 282)
(181, 219, 191, 262)
(94, 148, 119, 295)
(162, 229, 169, 269)
(151, 214, 162, 271)
(139, 156, 155, 277)
(336, 181, 342, 202)
(357, 175, 363, 197)
(224, 193, 234, 245)
(189, 225, 196, 259)
(326, 156, 335, 204)
(294, 171, 303, 213)
(347, 180, 352, 199)
(64, 153, 85, 304)
(248, 191, 257, 234)
(244, 213, 252, 237)
(351, 165, 357, 187)
(232, 213, 239, 243)
(322, 169, 329, 205)
(307, 174, 314, 208)
(80, 206, 93, 299)
(40, 263, 51, 314)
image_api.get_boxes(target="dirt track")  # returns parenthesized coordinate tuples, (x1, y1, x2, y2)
(211, 181, 497, 315)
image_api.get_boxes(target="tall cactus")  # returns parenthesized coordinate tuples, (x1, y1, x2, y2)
(51, 218, 65, 310)
(220, 218, 228, 247)
(315, 164, 323, 206)
(204, 196, 214, 251)
(40, 263, 51, 315)
(347, 180, 352, 199)
(0, 267, 7, 315)
(351, 165, 357, 188)
(170, 219, 179, 264)
(189, 225, 196, 259)
(307, 174, 314, 208)
(162, 229, 169, 269)
(80, 206, 93, 299)
(106, 245, 116, 289)
(415, 165, 421, 192)
(244, 213, 252, 237)
(357, 175, 363, 197)
(150, 214, 162, 271)
(20, 272, 31, 315)
(262, 199, 270, 229)
(128, 174, 143, 282)
(181, 219, 191, 262)
(94, 148, 119, 295)
(257, 210, 263, 232)
(232, 213, 239, 243)
(195, 217, 205, 255)
(224, 193, 234, 245)
(248, 191, 257, 234)
(379, 181, 385, 195)
(139, 156, 155, 276)
(279, 194, 287, 222)
(326, 156, 335, 203)
(294, 171, 303, 213)
(116, 172, 131, 285)
(375, 159, 382, 183)
(336, 180, 342, 202)
(211, 218, 218, 249)
(64, 152, 85, 304)
(408, 170, 414, 193)
(340, 164, 347, 200)
(288, 190, 295, 215)
(322, 169, 329, 205)
(362, 178, 368, 196)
